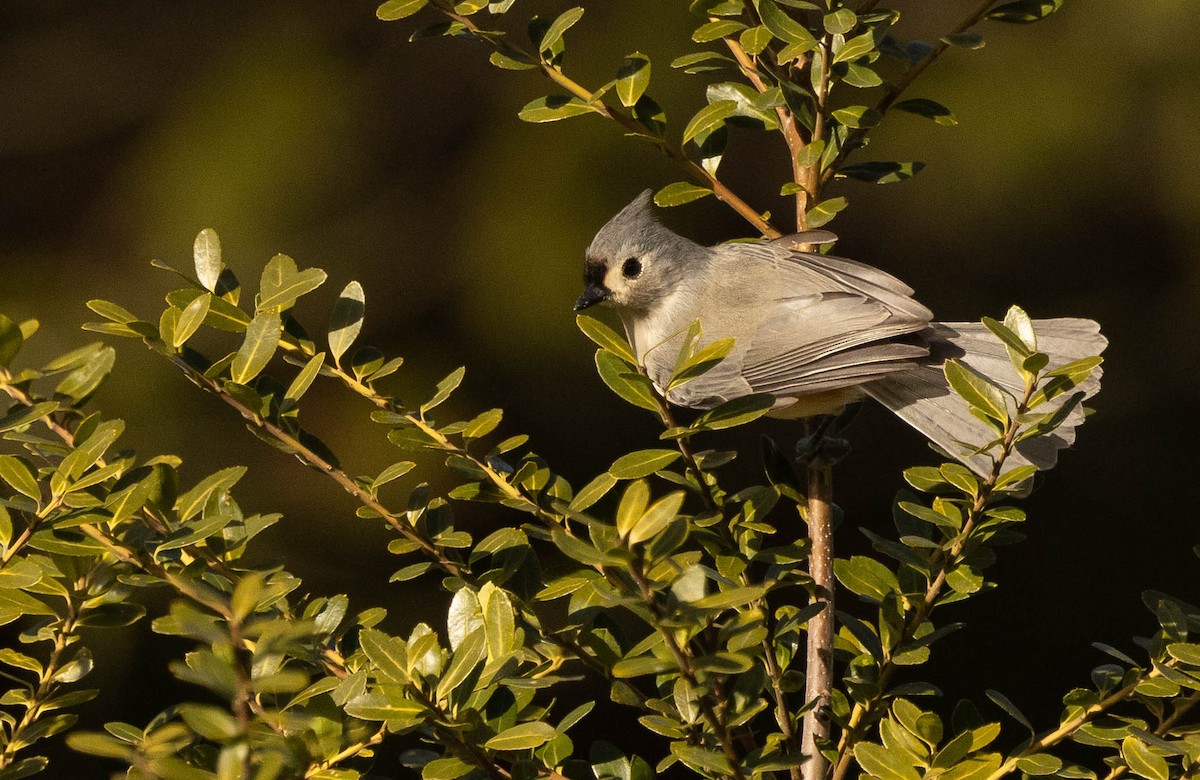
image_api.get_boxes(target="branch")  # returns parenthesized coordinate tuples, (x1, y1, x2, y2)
(434, 6, 780, 237)
(626, 557, 749, 780)
(0, 590, 80, 770)
(821, 0, 999, 186)
(801, 419, 835, 780)
(987, 667, 1168, 780)
(832, 377, 1038, 780)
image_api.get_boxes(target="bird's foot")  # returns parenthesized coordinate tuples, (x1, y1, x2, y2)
(795, 433, 851, 469)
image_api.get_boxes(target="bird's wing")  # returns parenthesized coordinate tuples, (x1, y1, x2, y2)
(723, 243, 934, 397)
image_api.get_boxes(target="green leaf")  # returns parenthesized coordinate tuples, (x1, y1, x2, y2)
(0, 455, 40, 502)
(694, 393, 774, 430)
(1016, 754, 1063, 776)
(943, 31, 984, 49)
(0, 401, 59, 434)
(568, 472, 617, 513)
(842, 62, 883, 88)
(373, 461, 412, 491)
(654, 182, 713, 207)
(423, 757, 474, 780)
(1166, 642, 1200, 666)
(855, 743, 921, 780)
(683, 100, 737, 145)
(691, 20, 746, 43)
(615, 479, 651, 537)
(944, 360, 1008, 422)
(628, 491, 685, 545)
(463, 408, 503, 440)
(1122, 736, 1169, 780)
(258, 256, 327, 311)
(486, 721, 557, 751)
(840, 161, 925, 184)
(56, 345, 116, 401)
(194, 228, 222, 293)
(328, 281, 365, 365)
(834, 556, 900, 602)
(612, 655, 675, 678)
(831, 105, 882, 129)
(231, 311, 282, 384)
(896, 98, 958, 126)
(85, 299, 139, 325)
(833, 30, 876, 63)
(344, 691, 425, 723)
(284, 352, 325, 407)
(756, 0, 817, 47)
(377, 0, 428, 18)
(616, 53, 651, 108)
(538, 6, 584, 52)
(595, 350, 659, 412)
(806, 196, 848, 228)
(669, 337, 735, 390)
(692, 585, 766, 610)
(610, 449, 680, 479)
(576, 315, 636, 365)
(489, 48, 537, 70)
(360, 629, 409, 683)
(173, 292, 211, 349)
(0, 756, 50, 779)
(824, 8, 856, 34)
(985, 689, 1033, 732)
(0, 315, 21, 368)
(421, 366, 465, 414)
(739, 25, 773, 55)
(175, 466, 247, 522)
(552, 529, 619, 567)
(518, 95, 597, 123)
(435, 629, 486, 702)
(155, 512, 236, 553)
(987, 0, 1063, 23)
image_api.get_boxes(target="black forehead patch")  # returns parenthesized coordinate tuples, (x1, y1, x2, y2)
(584, 260, 607, 284)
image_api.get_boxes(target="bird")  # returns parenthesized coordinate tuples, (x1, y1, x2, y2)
(574, 190, 1106, 476)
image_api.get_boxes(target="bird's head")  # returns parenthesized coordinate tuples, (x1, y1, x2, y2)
(575, 190, 692, 315)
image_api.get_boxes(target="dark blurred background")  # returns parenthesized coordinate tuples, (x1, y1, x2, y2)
(2, 0, 1198, 774)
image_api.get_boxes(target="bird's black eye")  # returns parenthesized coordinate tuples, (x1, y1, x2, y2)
(622, 258, 642, 278)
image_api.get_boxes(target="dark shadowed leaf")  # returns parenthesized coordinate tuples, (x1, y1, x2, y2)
(895, 98, 958, 126)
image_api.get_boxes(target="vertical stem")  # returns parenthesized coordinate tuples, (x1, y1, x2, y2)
(801, 420, 835, 780)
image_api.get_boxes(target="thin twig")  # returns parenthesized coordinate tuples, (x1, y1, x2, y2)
(832, 377, 1038, 780)
(436, 6, 780, 237)
(0, 589, 80, 770)
(626, 558, 749, 780)
(821, 0, 999, 186)
(986, 667, 1167, 780)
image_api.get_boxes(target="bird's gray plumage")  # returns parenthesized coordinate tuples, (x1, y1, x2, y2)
(577, 191, 1107, 476)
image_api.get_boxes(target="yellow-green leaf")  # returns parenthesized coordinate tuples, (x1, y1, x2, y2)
(231, 311, 282, 384)
(328, 281, 365, 364)
(616, 53, 651, 108)
(194, 229, 222, 292)
(173, 293, 211, 349)
(376, 0, 428, 20)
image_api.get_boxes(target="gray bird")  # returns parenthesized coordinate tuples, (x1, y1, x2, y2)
(574, 190, 1106, 476)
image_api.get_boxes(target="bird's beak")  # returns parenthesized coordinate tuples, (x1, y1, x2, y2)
(573, 281, 610, 311)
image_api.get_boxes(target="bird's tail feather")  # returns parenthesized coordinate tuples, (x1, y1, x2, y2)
(862, 319, 1106, 477)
